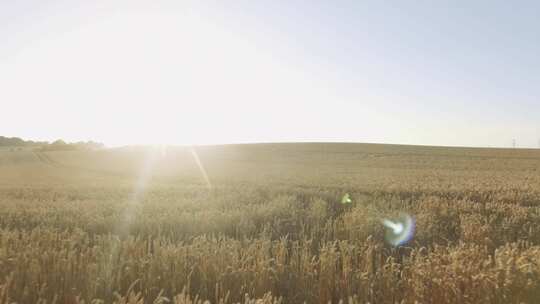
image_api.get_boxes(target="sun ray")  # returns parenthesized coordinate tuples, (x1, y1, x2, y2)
(102, 146, 161, 282)
(190, 146, 212, 189)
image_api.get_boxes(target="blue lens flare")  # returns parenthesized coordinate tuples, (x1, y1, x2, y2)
(382, 214, 415, 246)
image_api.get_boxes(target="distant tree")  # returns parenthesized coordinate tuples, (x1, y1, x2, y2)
(0, 136, 49, 147)
(1, 136, 104, 150)
(0, 136, 26, 146)
(85, 141, 105, 149)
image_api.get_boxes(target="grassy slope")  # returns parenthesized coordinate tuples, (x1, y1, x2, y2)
(1, 142, 539, 190)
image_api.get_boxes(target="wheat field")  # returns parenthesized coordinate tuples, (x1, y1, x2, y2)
(1, 143, 540, 303)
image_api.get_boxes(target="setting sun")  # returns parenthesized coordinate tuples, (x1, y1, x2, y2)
(2, 5, 345, 146)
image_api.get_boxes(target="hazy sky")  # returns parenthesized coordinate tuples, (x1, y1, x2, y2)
(2, 1, 540, 147)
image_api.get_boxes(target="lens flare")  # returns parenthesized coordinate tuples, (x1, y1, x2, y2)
(382, 213, 415, 246)
(341, 193, 352, 204)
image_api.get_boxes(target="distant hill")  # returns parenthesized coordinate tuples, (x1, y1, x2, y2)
(0, 136, 104, 151)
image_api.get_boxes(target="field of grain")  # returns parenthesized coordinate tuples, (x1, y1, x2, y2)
(1, 143, 540, 303)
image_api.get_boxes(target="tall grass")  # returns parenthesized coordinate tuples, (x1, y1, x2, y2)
(1, 143, 540, 303)
(1, 186, 540, 303)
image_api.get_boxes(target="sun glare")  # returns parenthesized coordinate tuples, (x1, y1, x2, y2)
(3, 8, 335, 146)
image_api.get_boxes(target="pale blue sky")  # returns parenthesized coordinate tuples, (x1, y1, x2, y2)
(1, 1, 539, 147)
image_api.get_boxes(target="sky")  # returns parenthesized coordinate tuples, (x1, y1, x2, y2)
(1, 0, 540, 148)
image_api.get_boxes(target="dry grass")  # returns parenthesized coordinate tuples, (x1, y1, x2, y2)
(1, 143, 540, 303)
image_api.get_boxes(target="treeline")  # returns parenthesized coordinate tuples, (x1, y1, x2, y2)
(0, 136, 48, 147)
(0, 136, 104, 151)
(40, 139, 105, 151)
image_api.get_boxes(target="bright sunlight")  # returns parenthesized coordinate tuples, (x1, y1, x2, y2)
(2, 7, 341, 146)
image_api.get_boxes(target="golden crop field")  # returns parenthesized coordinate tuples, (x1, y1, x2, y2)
(1, 143, 540, 303)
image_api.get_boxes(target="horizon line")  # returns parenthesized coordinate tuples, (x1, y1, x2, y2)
(3, 135, 539, 150)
